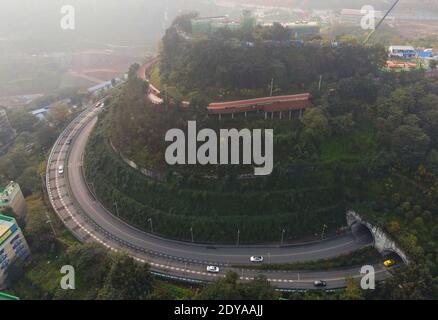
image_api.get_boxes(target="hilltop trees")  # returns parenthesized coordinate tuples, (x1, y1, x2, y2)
(159, 19, 387, 99)
(391, 125, 431, 167)
(301, 108, 330, 142)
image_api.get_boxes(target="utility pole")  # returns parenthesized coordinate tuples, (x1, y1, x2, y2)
(321, 224, 328, 240)
(318, 75, 323, 91)
(148, 218, 153, 233)
(190, 226, 194, 243)
(270, 78, 274, 97)
(363, 0, 401, 45)
(113, 202, 119, 217)
(45, 213, 57, 237)
(237, 229, 240, 246)
(281, 228, 286, 246)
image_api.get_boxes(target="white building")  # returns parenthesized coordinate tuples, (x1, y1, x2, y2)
(0, 182, 27, 219)
(388, 46, 417, 59)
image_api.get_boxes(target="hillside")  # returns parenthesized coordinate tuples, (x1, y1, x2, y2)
(84, 22, 438, 249)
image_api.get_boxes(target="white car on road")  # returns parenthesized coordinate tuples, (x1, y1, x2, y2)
(206, 266, 220, 273)
(58, 165, 64, 175)
(250, 256, 264, 263)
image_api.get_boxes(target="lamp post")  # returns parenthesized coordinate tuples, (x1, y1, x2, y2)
(46, 218, 57, 237)
(281, 228, 286, 246)
(190, 226, 194, 243)
(147, 218, 153, 233)
(113, 201, 119, 217)
(237, 229, 240, 246)
(321, 224, 328, 240)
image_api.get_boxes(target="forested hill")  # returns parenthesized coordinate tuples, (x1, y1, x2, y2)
(160, 17, 386, 101)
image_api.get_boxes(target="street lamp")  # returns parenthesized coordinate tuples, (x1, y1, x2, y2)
(281, 228, 286, 246)
(190, 226, 194, 243)
(237, 229, 240, 246)
(46, 219, 57, 237)
(147, 218, 153, 233)
(113, 201, 119, 217)
(321, 224, 328, 240)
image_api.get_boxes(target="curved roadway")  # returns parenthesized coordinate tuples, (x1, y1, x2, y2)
(46, 104, 389, 290)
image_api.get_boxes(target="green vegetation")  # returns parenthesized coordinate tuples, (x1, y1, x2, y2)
(82, 16, 438, 297)
(195, 272, 279, 300)
(4, 10, 438, 299)
(0, 103, 77, 196)
(85, 110, 348, 243)
(160, 15, 386, 101)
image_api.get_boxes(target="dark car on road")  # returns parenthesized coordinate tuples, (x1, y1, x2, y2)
(314, 280, 327, 288)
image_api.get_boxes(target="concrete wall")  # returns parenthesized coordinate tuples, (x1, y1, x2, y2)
(347, 210, 409, 264)
(9, 188, 26, 219)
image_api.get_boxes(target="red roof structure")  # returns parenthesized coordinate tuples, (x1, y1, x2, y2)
(207, 93, 311, 115)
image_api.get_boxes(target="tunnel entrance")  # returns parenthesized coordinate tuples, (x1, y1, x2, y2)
(382, 249, 404, 265)
(351, 222, 374, 245)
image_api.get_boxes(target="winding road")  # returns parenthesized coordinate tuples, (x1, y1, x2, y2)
(46, 103, 390, 290)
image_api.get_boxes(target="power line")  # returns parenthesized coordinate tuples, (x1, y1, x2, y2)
(363, 0, 401, 45)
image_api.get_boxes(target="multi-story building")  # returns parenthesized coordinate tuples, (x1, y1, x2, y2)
(0, 109, 15, 154)
(0, 182, 27, 219)
(388, 46, 418, 59)
(0, 214, 30, 288)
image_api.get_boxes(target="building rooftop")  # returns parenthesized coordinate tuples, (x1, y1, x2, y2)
(389, 45, 416, 51)
(0, 182, 19, 206)
(208, 93, 311, 110)
(30, 106, 50, 116)
(0, 292, 20, 300)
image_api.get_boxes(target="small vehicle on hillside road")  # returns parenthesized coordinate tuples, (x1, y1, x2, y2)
(384, 259, 396, 268)
(250, 256, 264, 263)
(206, 266, 220, 273)
(314, 280, 327, 288)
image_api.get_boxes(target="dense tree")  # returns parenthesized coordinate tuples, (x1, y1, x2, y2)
(98, 253, 153, 300)
(197, 272, 243, 300)
(196, 271, 278, 300)
(66, 243, 112, 290)
(340, 278, 364, 300)
(24, 196, 58, 253)
(391, 125, 431, 167)
(301, 107, 330, 142)
(369, 264, 437, 300)
(46, 102, 71, 129)
(6, 109, 38, 133)
(160, 20, 386, 98)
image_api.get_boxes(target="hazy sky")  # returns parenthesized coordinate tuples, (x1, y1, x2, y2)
(0, 0, 433, 51)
